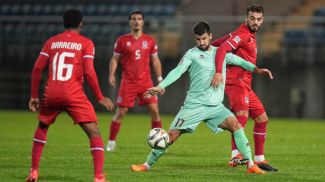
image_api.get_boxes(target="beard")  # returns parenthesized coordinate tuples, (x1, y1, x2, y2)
(197, 43, 210, 51)
(248, 24, 260, 33)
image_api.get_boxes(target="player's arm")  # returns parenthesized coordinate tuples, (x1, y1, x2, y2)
(211, 34, 230, 47)
(225, 53, 273, 79)
(145, 52, 192, 98)
(84, 41, 114, 111)
(29, 54, 49, 112)
(108, 53, 120, 88)
(151, 54, 163, 83)
(84, 59, 114, 111)
(211, 33, 245, 87)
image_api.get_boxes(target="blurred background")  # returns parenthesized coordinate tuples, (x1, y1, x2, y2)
(0, 0, 324, 118)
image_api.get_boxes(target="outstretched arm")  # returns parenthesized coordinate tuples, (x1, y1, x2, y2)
(253, 68, 273, 79)
(226, 53, 273, 79)
(144, 52, 192, 98)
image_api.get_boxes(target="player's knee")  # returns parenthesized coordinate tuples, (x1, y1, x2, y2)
(254, 113, 268, 123)
(236, 110, 249, 117)
(38, 121, 49, 129)
(229, 119, 241, 132)
(115, 107, 128, 119)
(80, 122, 101, 138)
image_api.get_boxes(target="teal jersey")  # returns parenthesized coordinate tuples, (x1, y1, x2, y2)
(159, 46, 255, 106)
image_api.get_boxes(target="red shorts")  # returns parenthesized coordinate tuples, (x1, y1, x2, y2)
(38, 94, 97, 125)
(225, 83, 265, 119)
(116, 80, 158, 108)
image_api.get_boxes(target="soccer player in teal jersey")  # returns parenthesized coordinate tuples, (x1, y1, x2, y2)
(130, 22, 273, 174)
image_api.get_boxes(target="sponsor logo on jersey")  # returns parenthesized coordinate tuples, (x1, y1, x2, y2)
(127, 41, 131, 46)
(199, 54, 204, 58)
(233, 36, 241, 44)
(142, 41, 148, 49)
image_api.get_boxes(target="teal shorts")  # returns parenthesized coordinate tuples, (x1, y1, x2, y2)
(169, 103, 233, 133)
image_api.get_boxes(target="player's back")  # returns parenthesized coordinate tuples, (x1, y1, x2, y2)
(41, 30, 94, 100)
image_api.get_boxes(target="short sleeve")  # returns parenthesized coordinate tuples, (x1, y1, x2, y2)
(83, 40, 95, 60)
(113, 37, 122, 55)
(39, 40, 50, 57)
(150, 38, 158, 55)
(225, 32, 248, 50)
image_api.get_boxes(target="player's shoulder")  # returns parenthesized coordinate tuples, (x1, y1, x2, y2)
(76, 33, 94, 45)
(117, 33, 130, 41)
(185, 47, 199, 56)
(233, 24, 251, 38)
(141, 33, 156, 43)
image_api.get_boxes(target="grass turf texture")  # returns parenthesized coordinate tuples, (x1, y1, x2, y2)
(0, 110, 324, 181)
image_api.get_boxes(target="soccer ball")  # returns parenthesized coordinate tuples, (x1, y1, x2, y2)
(147, 128, 170, 149)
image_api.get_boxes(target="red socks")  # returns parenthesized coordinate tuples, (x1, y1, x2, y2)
(151, 120, 162, 128)
(253, 121, 267, 156)
(109, 121, 121, 141)
(231, 115, 248, 150)
(90, 136, 105, 177)
(31, 127, 48, 170)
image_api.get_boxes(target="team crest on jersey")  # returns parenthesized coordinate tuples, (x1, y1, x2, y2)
(244, 96, 249, 104)
(126, 41, 131, 46)
(142, 41, 148, 49)
(233, 36, 241, 44)
(117, 96, 123, 103)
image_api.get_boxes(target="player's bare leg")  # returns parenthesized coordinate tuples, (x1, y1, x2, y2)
(146, 103, 163, 128)
(25, 122, 49, 182)
(131, 129, 182, 172)
(80, 122, 109, 182)
(219, 116, 265, 174)
(107, 106, 129, 151)
(253, 112, 278, 172)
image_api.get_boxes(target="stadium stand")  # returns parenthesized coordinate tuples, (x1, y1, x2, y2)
(0, 0, 180, 110)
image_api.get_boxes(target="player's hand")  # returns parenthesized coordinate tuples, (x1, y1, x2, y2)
(210, 73, 224, 87)
(254, 68, 273, 79)
(109, 75, 116, 88)
(29, 98, 40, 112)
(144, 86, 163, 99)
(159, 88, 165, 95)
(99, 97, 114, 111)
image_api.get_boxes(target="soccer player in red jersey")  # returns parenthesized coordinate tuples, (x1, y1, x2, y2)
(106, 11, 164, 151)
(25, 9, 114, 182)
(211, 4, 278, 171)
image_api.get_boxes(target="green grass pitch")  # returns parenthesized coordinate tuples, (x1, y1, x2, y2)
(0, 110, 325, 181)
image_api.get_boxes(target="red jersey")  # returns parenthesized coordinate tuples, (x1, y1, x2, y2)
(38, 30, 95, 100)
(114, 33, 158, 83)
(213, 24, 257, 86)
